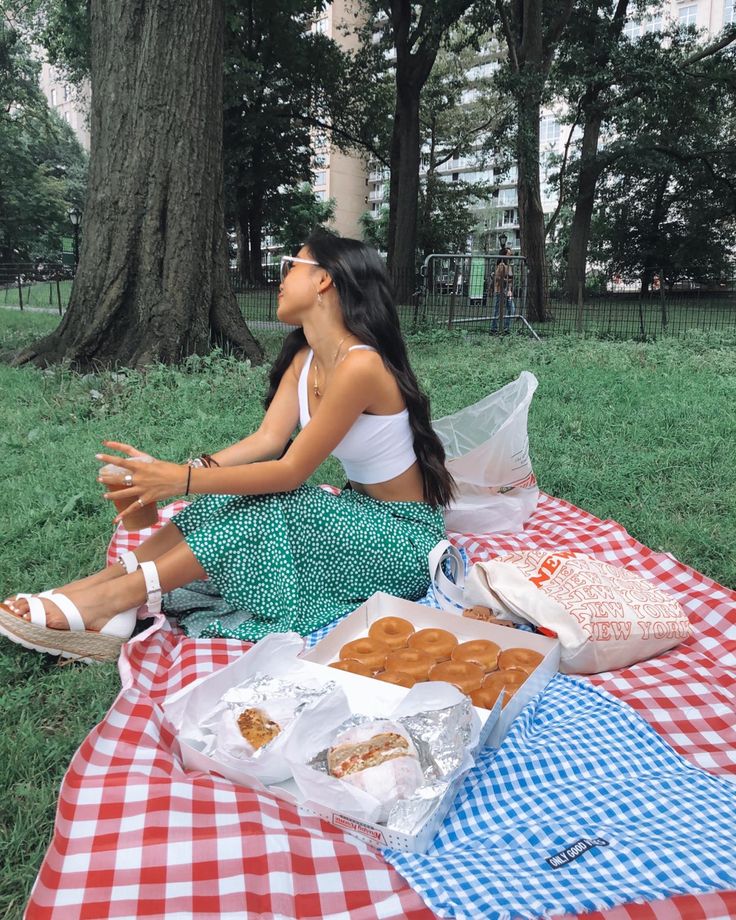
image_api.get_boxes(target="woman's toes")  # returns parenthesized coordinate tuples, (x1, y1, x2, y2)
(4, 597, 29, 618)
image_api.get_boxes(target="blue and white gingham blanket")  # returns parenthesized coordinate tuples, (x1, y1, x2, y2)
(384, 674, 736, 919)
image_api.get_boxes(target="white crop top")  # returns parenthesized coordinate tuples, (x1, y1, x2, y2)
(297, 346, 417, 483)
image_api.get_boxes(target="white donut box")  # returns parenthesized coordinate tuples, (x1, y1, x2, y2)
(165, 591, 560, 853)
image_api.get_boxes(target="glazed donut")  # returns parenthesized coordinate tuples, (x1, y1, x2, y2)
(451, 639, 500, 673)
(498, 647, 544, 675)
(385, 647, 435, 681)
(368, 616, 415, 650)
(428, 660, 484, 695)
(408, 627, 458, 661)
(329, 659, 374, 677)
(375, 669, 417, 688)
(471, 668, 528, 709)
(339, 637, 389, 672)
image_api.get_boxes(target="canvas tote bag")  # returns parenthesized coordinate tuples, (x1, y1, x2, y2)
(429, 542, 691, 674)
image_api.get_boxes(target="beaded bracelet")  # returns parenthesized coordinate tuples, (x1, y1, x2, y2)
(187, 454, 221, 469)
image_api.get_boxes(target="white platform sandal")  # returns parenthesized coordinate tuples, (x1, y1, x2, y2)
(0, 559, 162, 664)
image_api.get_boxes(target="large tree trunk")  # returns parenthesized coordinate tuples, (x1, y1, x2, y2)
(386, 102, 402, 271)
(11, 0, 263, 371)
(248, 191, 265, 285)
(517, 93, 548, 323)
(389, 84, 421, 302)
(564, 112, 603, 301)
(236, 217, 249, 281)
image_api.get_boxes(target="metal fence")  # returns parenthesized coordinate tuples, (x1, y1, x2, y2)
(544, 278, 736, 340)
(3, 259, 735, 341)
(0, 262, 72, 315)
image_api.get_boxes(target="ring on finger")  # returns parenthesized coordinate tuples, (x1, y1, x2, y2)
(137, 498, 144, 507)
(124, 474, 134, 486)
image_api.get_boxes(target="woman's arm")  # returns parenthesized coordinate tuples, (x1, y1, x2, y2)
(206, 352, 305, 466)
(187, 350, 379, 496)
(97, 350, 382, 519)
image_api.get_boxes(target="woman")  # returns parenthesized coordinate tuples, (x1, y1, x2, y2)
(0, 231, 453, 662)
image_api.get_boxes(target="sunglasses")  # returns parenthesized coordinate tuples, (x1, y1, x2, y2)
(280, 255, 319, 282)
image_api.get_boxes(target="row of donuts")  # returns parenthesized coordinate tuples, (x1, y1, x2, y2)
(327, 616, 544, 709)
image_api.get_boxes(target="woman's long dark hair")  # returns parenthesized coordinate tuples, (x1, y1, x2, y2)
(265, 230, 455, 508)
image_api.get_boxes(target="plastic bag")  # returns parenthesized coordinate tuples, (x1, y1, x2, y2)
(432, 372, 539, 534)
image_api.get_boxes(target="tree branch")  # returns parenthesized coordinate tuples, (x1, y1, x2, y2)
(495, 0, 519, 72)
(306, 115, 390, 168)
(544, 97, 582, 237)
(543, 0, 574, 55)
(684, 25, 736, 66)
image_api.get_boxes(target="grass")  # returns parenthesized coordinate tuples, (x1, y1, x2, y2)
(1, 312, 735, 918)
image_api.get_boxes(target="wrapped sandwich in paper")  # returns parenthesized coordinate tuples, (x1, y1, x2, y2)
(287, 682, 481, 825)
(174, 633, 352, 786)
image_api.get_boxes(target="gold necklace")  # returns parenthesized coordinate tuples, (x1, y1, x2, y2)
(313, 335, 351, 397)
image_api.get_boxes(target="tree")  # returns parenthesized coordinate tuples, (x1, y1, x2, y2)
(417, 39, 496, 257)
(358, 204, 390, 250)
(354, 1, 493, 300)
(586, 33, 736, 286)
(7, 0, 90, 83)
(352, 22, 498, 262)
(551, 0, 631, 300)
(418, 177, 489, 255)
(0, 23, 87, 266)
(10, 0, 262, 371)
(552, 7, 736, 298)
(494, 0, 575, 322)
(267, 183, 336, 254)
(223, 0, 345, 283)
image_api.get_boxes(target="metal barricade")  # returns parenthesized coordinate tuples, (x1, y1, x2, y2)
(419, 253, 539, 339)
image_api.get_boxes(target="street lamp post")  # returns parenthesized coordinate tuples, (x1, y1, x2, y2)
(68, 206, 82, 268)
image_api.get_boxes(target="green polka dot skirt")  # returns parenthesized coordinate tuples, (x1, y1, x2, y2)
(168, 484, 446, 642)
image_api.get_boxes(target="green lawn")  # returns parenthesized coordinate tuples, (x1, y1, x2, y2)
(1, 312, 735, 917)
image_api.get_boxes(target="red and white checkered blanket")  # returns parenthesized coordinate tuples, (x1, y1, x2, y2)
(25, 494, 736, 920)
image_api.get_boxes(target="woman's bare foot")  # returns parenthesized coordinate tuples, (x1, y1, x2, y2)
(3, 562, 129, 620)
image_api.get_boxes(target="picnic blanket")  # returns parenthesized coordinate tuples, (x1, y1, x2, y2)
(386, 674, 736, 919)
(25, 492, 736, 919)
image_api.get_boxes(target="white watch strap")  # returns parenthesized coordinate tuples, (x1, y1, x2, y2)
(139, 560, 162, 616)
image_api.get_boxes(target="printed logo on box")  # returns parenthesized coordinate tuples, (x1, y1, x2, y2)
(333, 813, 386, 844)
(545, 837, 609, 869)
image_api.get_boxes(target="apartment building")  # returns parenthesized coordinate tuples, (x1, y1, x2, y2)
(38, 63, 91, 152)
(310, 0, 370, 239)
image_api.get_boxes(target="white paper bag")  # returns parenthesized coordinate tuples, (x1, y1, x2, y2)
(433, 372, 539, 534)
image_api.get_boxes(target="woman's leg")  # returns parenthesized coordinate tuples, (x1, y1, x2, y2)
(4, 522, 186, 617)
(11, 540, 207, 632)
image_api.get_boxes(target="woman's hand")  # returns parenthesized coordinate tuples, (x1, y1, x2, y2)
(96, 441, 188, 525)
